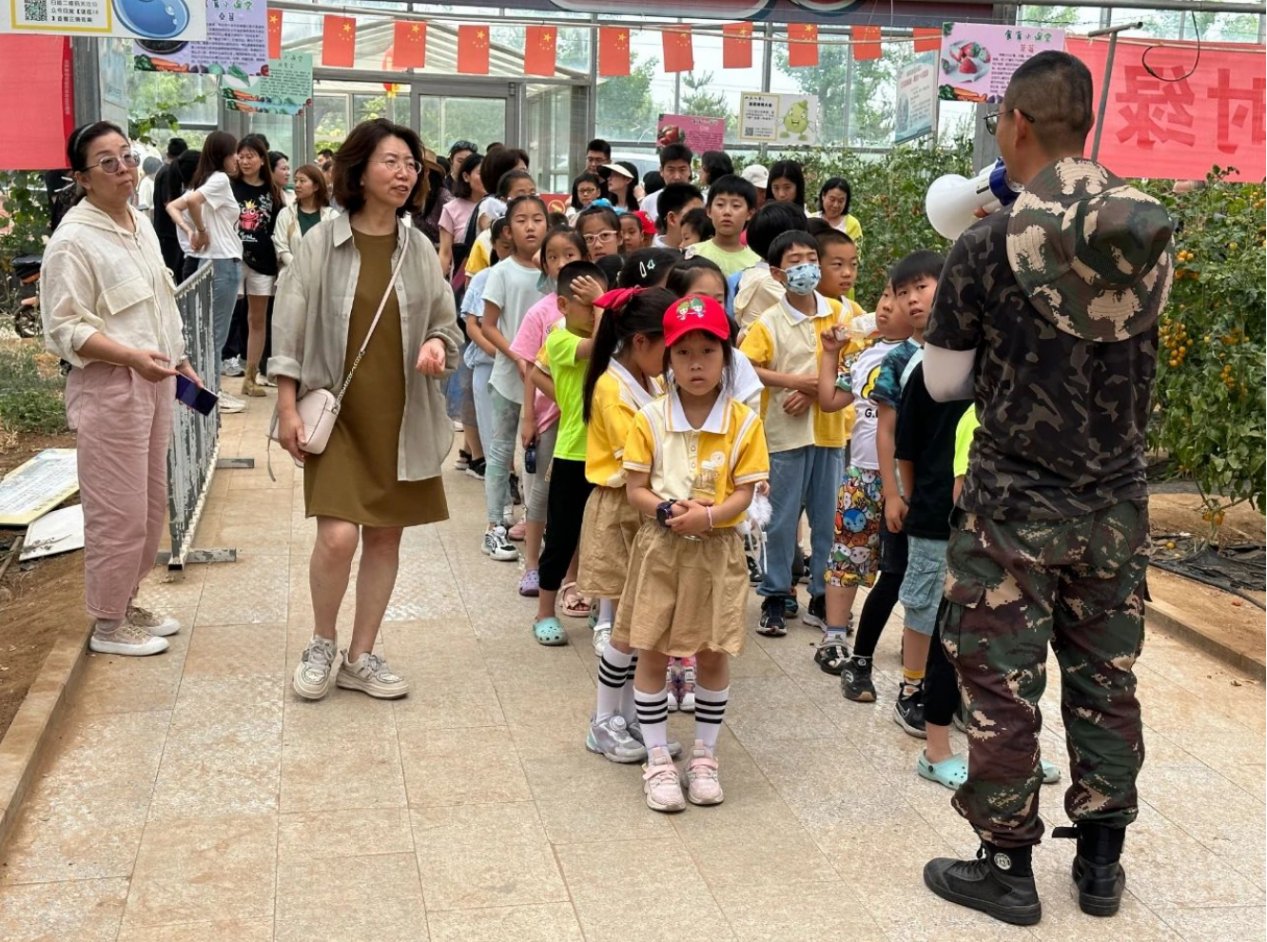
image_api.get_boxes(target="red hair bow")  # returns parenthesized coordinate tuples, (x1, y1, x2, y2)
(594, 287, 643, 313)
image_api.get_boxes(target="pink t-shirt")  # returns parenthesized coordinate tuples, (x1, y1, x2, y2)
(509, 293, 563, 432)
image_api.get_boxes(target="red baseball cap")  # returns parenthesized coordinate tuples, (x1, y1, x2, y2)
(663, 294, 731, 347)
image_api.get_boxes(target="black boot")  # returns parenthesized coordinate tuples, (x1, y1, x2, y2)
(1053, 823, 1126, 917)
(924, 841, 1042, 926)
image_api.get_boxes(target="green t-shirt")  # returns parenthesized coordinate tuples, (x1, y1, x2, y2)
(953, 408, 980, 479)
(297, 208, 322, 236)
(542, 327, 590, 461)
(689, 239, 762, 279)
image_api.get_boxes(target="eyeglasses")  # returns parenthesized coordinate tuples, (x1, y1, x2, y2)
(583, 230, 619, 246)
(375, 155, 423, 175)
(89, 152, 141, 174)
(984, 108, 1036, 136)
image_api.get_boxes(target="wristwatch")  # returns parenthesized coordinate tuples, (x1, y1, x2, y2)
(655, 500, 676, 528)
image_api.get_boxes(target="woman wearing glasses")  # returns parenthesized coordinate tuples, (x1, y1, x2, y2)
(42, 121, 203, 656)
(271, 118, 462, 702)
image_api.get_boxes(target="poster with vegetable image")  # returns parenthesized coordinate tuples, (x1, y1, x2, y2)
(133, 0, 267, 77)
(739, 92, 819, 144)
(938, 22, 1065, 104)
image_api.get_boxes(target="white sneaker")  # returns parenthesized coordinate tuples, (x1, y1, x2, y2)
(679, 663, 696, 712)
(685, 740, 724, 805)
(221, 356, 245, 377)
(89, 622, 168, 656)
(219, 392, 246, 415)
(481, 526, 518, 562)
(126, 603, 180, 637)
(292, 636, 338, 700)
(337, 650, 409, 699)
(642, 746, 686, 813)
(258, 371, 277, 387)
(592, 622, 612, 658)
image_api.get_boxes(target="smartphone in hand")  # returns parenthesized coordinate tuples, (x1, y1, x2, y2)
(176, 374, 218, 415)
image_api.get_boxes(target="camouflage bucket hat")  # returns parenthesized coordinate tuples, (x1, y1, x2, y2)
(1007, 157, 1176, 342)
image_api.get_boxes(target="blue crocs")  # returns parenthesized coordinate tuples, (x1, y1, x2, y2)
(1041, 758, 1061, 785)
(532, 616, 567, 646)
(917, 751, 969, 790)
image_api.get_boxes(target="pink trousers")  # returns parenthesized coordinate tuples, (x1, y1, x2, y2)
(67, 363, 174, 621)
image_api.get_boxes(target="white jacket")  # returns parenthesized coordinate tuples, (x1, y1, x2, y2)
(41, 200, 185, 368)
(272, 202, 339, 270)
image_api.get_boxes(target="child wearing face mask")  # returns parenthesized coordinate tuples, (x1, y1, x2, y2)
(739, 231, 860, 641)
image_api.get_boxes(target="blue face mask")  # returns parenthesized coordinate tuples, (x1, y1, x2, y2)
(782, 261, 821, 296)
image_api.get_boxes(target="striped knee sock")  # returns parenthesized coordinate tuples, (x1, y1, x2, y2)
(634, 686, 669, 752)
(596, 647, 633, 721)
(619, 654, 639, 723)
(693, 684, 728, 750)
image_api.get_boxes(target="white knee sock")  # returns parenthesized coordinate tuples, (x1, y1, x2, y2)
(597, 598, 615, 626)
(634, 685, 669, 752)
(620, 653, 639, 722)
(693, 684, 728, 750)
(596, 647, 633, 721)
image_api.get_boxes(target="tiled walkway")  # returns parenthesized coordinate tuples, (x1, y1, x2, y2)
(1, 403, 1264, 941)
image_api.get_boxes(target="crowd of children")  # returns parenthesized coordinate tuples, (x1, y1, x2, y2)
(387, 141, 1063, 815)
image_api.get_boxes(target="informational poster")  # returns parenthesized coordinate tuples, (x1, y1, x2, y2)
(938, 22, 1065, 103)
(1069, 36, 1266, 183)
(1, 0, 207, 41)
(100, 36, 130, 126)
(740, 92, 819, 144)
(894, 51, 938, 144)
(0, 448, 79, 527)
(657, 114, 726, 153)
(134, 0, 267, 76)
(221, 50, 313, 115)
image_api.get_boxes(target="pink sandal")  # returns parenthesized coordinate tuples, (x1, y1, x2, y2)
(560, 582, 592, 619)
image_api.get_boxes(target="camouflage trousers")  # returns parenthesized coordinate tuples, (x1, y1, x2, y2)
(940, 500, 1149, 849)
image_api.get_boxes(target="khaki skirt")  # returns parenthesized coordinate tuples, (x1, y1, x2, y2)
(613, 521, 749, 658)
(576, 485, 643, 600)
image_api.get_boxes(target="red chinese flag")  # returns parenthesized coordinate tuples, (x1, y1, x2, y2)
(722, 23, 753, 70)
(913, 27, 941, 53)
(524, 25, 557, 76)
(322, 15, 356, 68)
(599, 27, 630, 77)
(788, 23, 818, 68)
(662, 25, 693, 73)
(392, 21, 426, 69)
(852, 25, 882, 61)
(457, 24, 491, 75)
(267, 8, 283, 60)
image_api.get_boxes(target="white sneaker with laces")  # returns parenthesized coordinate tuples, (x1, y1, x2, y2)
(127, 603, 180, 637)
(337, 650, 409, 699)
(89, 622, 169, 656)
(591, 622, 612, 657)
(221, 356, 244, 377)
(219, 391, 247, 415)
(292, 636, 338, 700)
(685, 740, 724, 805)
(481, 526, 519, 561)
(642, 746, 686, 813)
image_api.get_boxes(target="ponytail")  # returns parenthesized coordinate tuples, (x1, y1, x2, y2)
(582, 286, 675, 423)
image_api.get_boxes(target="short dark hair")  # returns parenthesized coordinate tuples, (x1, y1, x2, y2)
(659, 143, 693, 167)
(818, 176, 852, 216)
(747, 200, 809, 260)
(1004, 50, 1095, 154)
(479, 147, 530, 196)
(655, 182, 703, 232)
(680, 207, 714, 241)
(766, 230, 818, 268)
(293, 163, 331, 209)
(586, 138, 612, 158)
(806, 217, 835, 238)
(489, 216, 513, 263)
(175, 149, 201, 188)
(450, 151, 483, 200)
(558, 259, 606, 299)
(497, 168, 534, 199)
(166, 137, 188, 159)
(570, 171, 601, 210)
(766, 160, 806, 207)
(617, 248, 682, 288)
(665, 255, 729, 311)
(643, 170, 665, 195)
(890, 250, 946, 291)
(549, 211, 571, 229)
(332, 118, 428, 217)
(317, 148, 335, 159)
(700, 150, 734, 185)
(815, 229, 855, 254)
(706, 173, 758, 210)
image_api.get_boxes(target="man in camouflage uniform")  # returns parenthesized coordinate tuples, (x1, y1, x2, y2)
(919, 50, 1175, 925)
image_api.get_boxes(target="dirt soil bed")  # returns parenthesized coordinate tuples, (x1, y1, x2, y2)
(0, 430, 81, 742)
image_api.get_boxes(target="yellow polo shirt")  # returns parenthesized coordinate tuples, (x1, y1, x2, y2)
(586, 361, 663, 488)
(623, 387, 770, 528)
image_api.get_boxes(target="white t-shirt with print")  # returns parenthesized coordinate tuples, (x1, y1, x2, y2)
(839, 338, 904, 470)
(185, 171, 242, 260)
(482, 257, 546, 404)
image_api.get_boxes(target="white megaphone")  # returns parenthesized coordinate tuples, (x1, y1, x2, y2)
(925, 158, 1023, 241)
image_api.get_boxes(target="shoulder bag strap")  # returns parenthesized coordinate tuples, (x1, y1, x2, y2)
(332, 230, 409, 408)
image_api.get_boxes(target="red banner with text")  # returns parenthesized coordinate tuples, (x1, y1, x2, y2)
(1069, 36, 1265, 183)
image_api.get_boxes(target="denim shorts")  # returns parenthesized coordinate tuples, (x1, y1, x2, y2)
(898, 535, 949, 636)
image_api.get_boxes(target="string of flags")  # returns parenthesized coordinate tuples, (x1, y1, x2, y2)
(269, 9, 944, 74)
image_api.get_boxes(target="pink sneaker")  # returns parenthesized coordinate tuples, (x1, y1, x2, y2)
(685, 741, 724, 806)
(508, 520, 527, 542)
(642, 746, 686, 813)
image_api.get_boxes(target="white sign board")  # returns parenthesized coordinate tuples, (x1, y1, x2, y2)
(1, 0, 207, 40)
(894, 52, 939, 144)
(740, 92, 819, 145)
(0, 448, 79, 527)
(20, 504, 84, 561)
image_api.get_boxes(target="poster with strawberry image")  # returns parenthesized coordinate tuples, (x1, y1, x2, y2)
(937, 22, 1065, 103)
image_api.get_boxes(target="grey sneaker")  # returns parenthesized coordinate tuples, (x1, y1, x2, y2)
(89, 621, 168, 656)
(292, 636, 338, 700)
(481, 526, 518, 562)
(221, 356, 245, 377)
(218, 391, 247, 415)
(126, 603, 180, 637)
(626, 718, 682, 758)
(585, 713, 647, 763)
(336, 650, 409, 699)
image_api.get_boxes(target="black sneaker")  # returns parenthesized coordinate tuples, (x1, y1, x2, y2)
(1053, 823, 1126, 917)
(509, 473, 522, 505)
(924, 843, 1042, 926)
(782, 591, 799, 620)
(893, 682, 927, 738)
(802, 594, 826, 629)
(840, 655, 876, 702)
(758, 596, 787, 637)
(466, 457, 486, 480)
(746, 556, 761, 585)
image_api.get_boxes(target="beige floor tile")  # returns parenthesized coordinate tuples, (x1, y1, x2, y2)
(147, 721, 282, 820)
(427, 903, 585, 942)
(713, 883, 888, 941)
(280, 725, 406, 813)
(1152, 902, 1267, 942)
(116, 918, 275, 942)
(555, 837, 705, 900)
(276, 851, 422, 919)
(0, 877, 128, 941)
(397, 724, 530, 807)
(277, 807, 414, 859)
(388, 664, 506, 728)
(411, 802, 567, 910)
(535, 796, 677, 845)
(274, 895, 429, 942)
(679, 818, 837, 889)
(721, 676, 835, 744)
(69, 635, 190, 715)
(180, 622, 288, 677)
(125, 816, 277, 928)
(572, 891, 736, 942)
